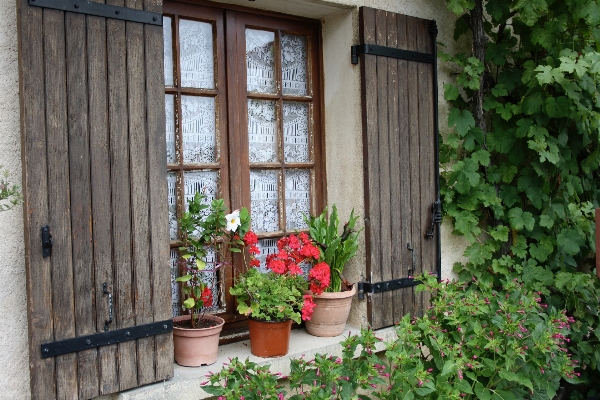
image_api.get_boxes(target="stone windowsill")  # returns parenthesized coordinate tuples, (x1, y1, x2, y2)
(111, 325, 398, 400)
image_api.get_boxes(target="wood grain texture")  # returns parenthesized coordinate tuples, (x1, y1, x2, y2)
(396, 14, 413, 321)
(374, 8, 393, 328)
(144, 0, 173, 384)
(106, 0, 138, 387)
(43, 8, 80, 399)
(86, 4, 120, 392)
(65, 11, 100, 399)
(125, 0, 155, 383)
(386, 12, 402, 324)
(419, 20, 436, 313)
(18, 0, 56, 397)
(406, 16, 422, 320)
(359, 6, 380, 328)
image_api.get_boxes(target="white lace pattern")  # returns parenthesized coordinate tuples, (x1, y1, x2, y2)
(283, 102, 310, 162)
(179, 19, 215, 89)
(182, 95, 216, 164)
(250, 169, 280, 232)
(163, 16, 174, 87)
(281, 34, 307, 96)
(246, 29, 275, 93)
(248, 99, 278, 163)
(285, 169, 310, 230)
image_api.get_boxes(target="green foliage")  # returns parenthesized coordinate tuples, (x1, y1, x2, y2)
(0, 166, 22, 212)
(306, 205, 362, 292)
(177, 192, 252, 327)
(202, 358, 284, 399)
(229, 267, 307, 324)
(203, 273, 578, 399)
(439, 0, 600, 394)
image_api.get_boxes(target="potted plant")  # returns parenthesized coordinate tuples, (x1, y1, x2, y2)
(230, 232, 329, 357)
(304, 205, 362, 337)
(173, 192, 259, 366)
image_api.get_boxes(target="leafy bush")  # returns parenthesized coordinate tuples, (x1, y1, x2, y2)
(438, 0, 600, 393)
(202, 273, 578, 399)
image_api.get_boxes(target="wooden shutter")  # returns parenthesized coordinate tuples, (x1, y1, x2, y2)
(17, 0, 173, 398)
(358, 7, 441, 330)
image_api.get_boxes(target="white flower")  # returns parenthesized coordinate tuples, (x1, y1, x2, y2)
(225, 210, 241, 232)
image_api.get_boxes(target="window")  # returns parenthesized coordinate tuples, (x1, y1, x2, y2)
(163, 1, 324, 330)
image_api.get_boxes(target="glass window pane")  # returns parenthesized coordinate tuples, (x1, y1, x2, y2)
(283, 102, 310, 162)
(285, 169, 310, 230)
(250, 169, 280, 233)
(163, 16, 174, 87)
(168, 172, 178, 240)
(165, 94, 176, 163)
(246, 29, 276, 93)
(256, 238, 278, 272)
(179, 19, 215, 89)
(281, 34, 307, 95)
(181, 96, 216, 164)
(248, 99, 278, 163)
(183, 170, 219, 237)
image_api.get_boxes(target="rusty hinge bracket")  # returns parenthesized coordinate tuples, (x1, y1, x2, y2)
(28, 0, 162, 25)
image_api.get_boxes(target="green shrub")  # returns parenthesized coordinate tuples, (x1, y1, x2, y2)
(202, 273, 578, 399)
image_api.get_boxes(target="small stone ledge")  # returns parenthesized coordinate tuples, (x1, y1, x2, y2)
(107, 325, 398, 400)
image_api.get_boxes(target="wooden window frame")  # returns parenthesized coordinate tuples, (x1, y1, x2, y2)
(163, 0, 325, 338)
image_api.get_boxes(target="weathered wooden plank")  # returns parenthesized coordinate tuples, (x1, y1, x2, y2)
(397, 13, 412, 321)
(125, 0, 155, 385)
(106, 0, 138, 388)
(145, 0, 173, 381)
(42, 8, 79, 400)
(65, 11, 100, 399)
(374, 8, 393, 328)
(419, 20, 436, 312)
(359, 7, 381, 328)
(386, 12, 402, 325)
(86, 3, 120, 392)
(18, 0, 56, 397)
(406, 15, 421, 318)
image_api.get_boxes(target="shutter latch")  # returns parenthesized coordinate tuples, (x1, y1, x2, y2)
(425, 201, 442, 239)
(41, 225, 52, 258)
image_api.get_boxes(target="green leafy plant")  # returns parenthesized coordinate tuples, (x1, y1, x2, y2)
(177, 192, 258, 328)
(204, 273, 578, 399)
(439, 0, 600, 394)
(229, 267, 308, 324)
(374, 273, 578, 399)
(0, 166, 22, 212)
(306, 205, 362, 292)
(202, 357, 285, 400)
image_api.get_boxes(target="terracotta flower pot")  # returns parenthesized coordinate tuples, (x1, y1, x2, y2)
(247, 317, 292, 358)
(172, 314, 224, 367)
(305, 284, 356, 337)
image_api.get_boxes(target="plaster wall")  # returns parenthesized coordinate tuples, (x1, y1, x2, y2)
(0, 0, 468, 398)
(0, 0, 31, 398)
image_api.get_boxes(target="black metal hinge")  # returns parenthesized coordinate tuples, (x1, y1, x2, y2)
(28, 0, 162, 25)
(41, 320, 173, 358)
(351, 43, 434, 65)
(358, 278, 421, 300)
